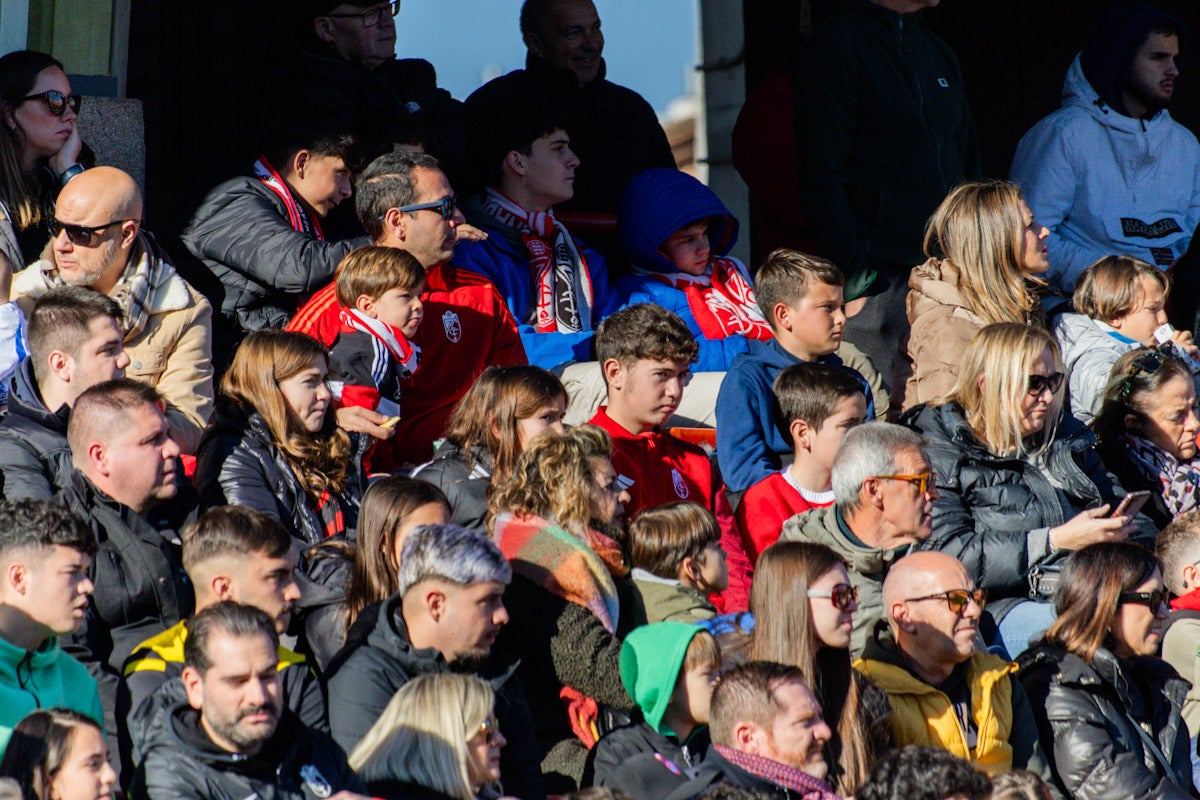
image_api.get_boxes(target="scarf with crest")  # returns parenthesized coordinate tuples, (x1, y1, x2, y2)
(254, 156, 324, 240)
(713, 745, 841, 799)
(482, 188, 593, 333)
(1123, 432, 1200, 516)
(642, 257, 772, 341)
(338, 308, 419, 376)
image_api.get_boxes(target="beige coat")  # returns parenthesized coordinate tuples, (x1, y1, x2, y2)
(14, 237, 214, 454)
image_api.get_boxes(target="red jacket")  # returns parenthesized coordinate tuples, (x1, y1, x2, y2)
(736, 471, 832, 565)
(289, 263, 526, 465)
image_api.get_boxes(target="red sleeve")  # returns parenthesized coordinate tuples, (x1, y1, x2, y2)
(489, 285, 528, 367)
(339, 383, 381, 411)
(714, 486, 752, 614)
(737, 479, 792, 565)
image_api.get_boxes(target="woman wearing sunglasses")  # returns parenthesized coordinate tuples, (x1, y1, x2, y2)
(1094, 347, 1200, 529)
(349, 673, 507, 800)
(1017, 542, 1192, 800)
(0, 50, 87, 266)
(748, 542, 890, 796)
(903, 322, 1146, 659)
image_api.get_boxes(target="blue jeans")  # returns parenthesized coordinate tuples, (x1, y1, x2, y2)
(992, 600, 1056, 660)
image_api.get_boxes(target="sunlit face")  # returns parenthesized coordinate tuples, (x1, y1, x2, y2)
(777, 282, 845, 360)
(390, 502, 451, 568)
(661, 221, 712, 276)
(806, 394, 867, 470)
(515, 395, 568, 451)
(292, 154, 353, 218)
(1129, 374, 1200, 461)
(901, 563, 983, 667)
(1110, 275, 1169, 346)
(437, 580, 509, 664)
(63, 316, 130, 403)
(104, 402, 180, 512)
(1110, 569, 1169, 658)
(50, 195, 137, 293)
(519, 129, 578, 209)
(694, 541, 729, 593)
(367, 283, 425, 337)
(6, 66, 76, 163)
(50, 724, 116, 800)
(808, 565, 856, 650)
(278, 357, 332, 434)
(464, 715, 506, 789)
(1124, 32, 1180, 117)
(1018, 348, 1059, 436)
(317, 2, 397, 69)
(877, 447, 937, 542)
(606, 358, 691, 431)
(229, 550, 301, 634)
(1018, 199, 1050, 275)
(184, 631, 282, 755)
(755, 680, 832, 778)
(395, 167, 463, 268)
(671, 659, 720, 726)
(588, 456, 631, 525)
(527, 0, 604, 85)
(21, 545, 93, 637)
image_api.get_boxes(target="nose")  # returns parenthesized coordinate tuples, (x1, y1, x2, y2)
(315, 381, 332, 403)
(963, 595, 983, 619)
(246, 677, 271, 706)
(494, 601, 510, 627)
(52, 227, 73, 251)
(451, 207, 466, 227)
(1038, 224, 1049, 241)
(494, 728, 507, 748)
(283, 578, 302, 604)
(814, 718, 833, 744)
(79, 575, 95, 597)
(618, 488, 632, 505)
(1186, 406, 1200, 434)
(1167, 58, 1181, 77)
(162, 436, 181, 460)
(566, 148, 581, 169)
(100, 761, 117, 788)
(833, 306, 847, 327)
(116, 349, 131, 370)
(549, 420, 566, 435)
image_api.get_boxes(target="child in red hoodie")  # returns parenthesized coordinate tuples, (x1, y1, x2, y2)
(737, 362, 868, 565)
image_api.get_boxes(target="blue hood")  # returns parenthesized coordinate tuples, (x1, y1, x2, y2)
(619, 168, 738, 274)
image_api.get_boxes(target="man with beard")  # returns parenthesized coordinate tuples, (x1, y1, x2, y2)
(325, 524, 545, 800)
(1011, 4, 1200, 291)
(854, 552, 1050, 780)
(131, 602, 365, 800)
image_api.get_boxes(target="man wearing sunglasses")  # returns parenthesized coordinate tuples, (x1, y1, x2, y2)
(855, 552, 1054, 784)
(11, 167, 213, 455)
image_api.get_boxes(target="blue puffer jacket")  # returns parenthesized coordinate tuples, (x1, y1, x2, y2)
(617, 168, 753, 372)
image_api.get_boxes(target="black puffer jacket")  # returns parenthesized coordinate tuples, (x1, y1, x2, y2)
(324, 596, 545, 800)
(413, 441, 492, 534)
(903, 402, 1150, 619)
(195, 404, 364, 549)
(131, 704, 362, 800)
(1017, 644, 1195, 800)
(586, 723, 709, 798)
(0, 359, 73, 500)
(181, 176, 368, 335)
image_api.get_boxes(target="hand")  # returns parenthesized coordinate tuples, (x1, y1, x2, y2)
(1171, 328, 1200, 359)
(1048, 505, 1133, 551)
(335, 405, 396, 440)
(844, 296, 867, 319)
(48, 123, 82, 177)
(454, 223, 488, 243)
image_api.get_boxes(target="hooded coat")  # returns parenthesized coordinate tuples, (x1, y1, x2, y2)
(616, 168, 754, 372)
(1010, 7, 1200, 291)
(0, 358, 73, 500)
(1051, 312, 1136, 425)
(0, 633, 103, 757)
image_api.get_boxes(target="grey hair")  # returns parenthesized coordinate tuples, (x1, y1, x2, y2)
(831, 422, 926, 510)
(397, 524, 512, 596)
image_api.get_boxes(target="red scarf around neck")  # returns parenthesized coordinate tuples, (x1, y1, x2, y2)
(646, 257, 772, 341)
(254, 156, 324, 241)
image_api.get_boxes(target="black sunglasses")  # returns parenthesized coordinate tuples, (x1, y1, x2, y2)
(21, 90, 81, 117)
(1027, 372, 1065, 397)
(807, 583, 859, 612)
(1118, 588, 1169, 610)
(48, 217, 137, 247)
(380, 195, 458, 222)
(322, 0, 399, 28)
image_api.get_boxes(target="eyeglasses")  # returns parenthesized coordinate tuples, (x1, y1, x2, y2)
(1118, 588, 1170, 610)
(905, 588, 987, 613)
(1117, 348, 1173, 401)
(321, 0, 399, 27)
(48, 217, 138, 247)
(807, 583, 859, 611)
(475, 717, 500, 744)
(1027, 372, 1065, 397)
(21, 90, 81, 117)
(872, 472, 934, 496)
(380, 195, 458, 222)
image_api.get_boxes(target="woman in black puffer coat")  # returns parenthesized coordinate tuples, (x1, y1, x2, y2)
(902, 323, 1152, 657)
(1017, 542, 1193, 800)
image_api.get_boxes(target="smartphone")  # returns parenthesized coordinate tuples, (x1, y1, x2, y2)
(380, 416, 401, 430)
(1112, 490, 1152, 518)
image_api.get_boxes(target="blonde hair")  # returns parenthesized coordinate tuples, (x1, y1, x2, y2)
(221, 330, 351, 497)
(923, 181, 1043, 326)
(350, 673, 497, 800)
(335, 246, 425, 307)
(943, 323, 1063, 456)
(1073, 255, 1168, 322)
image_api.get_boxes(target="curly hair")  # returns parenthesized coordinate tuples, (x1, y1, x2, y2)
(856, 746, 991, 800)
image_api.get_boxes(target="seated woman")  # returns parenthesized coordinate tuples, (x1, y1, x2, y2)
(350, 673, 506, 800)
(903, 322, 1146, 658)
(1018, 542, 1193, 799)
(1094, 347, 1200, 530)
(896, 180, 1049, 411)
(415, 365, 567, 534)
(0, 709, 116, 800)
(488, 425, 640, 791)
(749, 542, 890, 796)
(302, 476, 451, 672)
(1054, 256, 1199, 423)
(195, 329, 365, 549)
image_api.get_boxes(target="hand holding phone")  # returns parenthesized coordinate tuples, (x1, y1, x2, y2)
(1111, 490, 1152, 518)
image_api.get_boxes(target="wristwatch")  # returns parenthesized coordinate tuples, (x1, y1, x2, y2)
(58, 164, 86, 186)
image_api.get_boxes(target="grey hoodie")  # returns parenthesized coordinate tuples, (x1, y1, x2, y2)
(1051, 312, 1133, 424)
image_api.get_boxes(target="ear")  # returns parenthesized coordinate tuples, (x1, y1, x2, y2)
(523, 30, 544, 58)
(85, 441, 109, 477)
(313, 17, 336, 44)
(602, 358, 626, 392)
(383, 207, 408, 242)
(355, 294, 377, 316)
(5, 561, 28, 596)
(1182, 562, 1199, 590)
(790, 418, 812, 452)
(772, 302, 792, 332)
(677, 556, 700, 585)
(862, 477, 885, 510)
(119, 220, 140, 249)
(2, 102, 17, 132)
(1107, 316, 1125, 331)
(976, 373, 986, 395)
(292, 149, 312, 180)
(1124, 412, 1140, 431)
(892, 600, 917, 633)
(505, 150, 527, 179)
(211, 575, 235, 602)
(425, 587, 447, 622)
(47, 350, 73, 384)
(181, 665, 205, 711)
(733, 721, 760, 754)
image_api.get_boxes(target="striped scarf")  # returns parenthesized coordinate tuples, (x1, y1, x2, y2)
(641, 257, 772, 341)
(254, 156, 324, 240)
(338, 308, 419, 376)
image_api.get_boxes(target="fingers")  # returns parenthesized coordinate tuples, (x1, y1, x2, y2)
(335, 406, 397, 440)
(454, 223, 489, 242)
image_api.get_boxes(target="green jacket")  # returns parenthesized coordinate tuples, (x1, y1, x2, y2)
(0, 632, 104, 757)
(631, 570, 715, 625)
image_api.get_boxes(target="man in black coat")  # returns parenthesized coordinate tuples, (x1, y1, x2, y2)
(131, 602, 366, 800)
(325, 524, 545, 800)
(0, 287, 128, 500)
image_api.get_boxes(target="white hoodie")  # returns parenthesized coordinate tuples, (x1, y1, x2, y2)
(1011, 54, 1200, 291)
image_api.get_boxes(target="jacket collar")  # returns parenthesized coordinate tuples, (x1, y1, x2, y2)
(5, 358, 67, 432)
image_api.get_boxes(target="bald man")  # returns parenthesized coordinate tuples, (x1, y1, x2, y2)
(13, 166, 214, 454)
(57, 378, 193, 758)
(854, 552, 1053, 785)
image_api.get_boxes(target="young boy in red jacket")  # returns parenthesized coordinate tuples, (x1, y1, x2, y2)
(736, 361, 868, 565)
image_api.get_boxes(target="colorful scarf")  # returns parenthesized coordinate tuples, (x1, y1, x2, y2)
(643, 257, 772, 341)
(713, 745, 842, 800)
(254, 156, 324, 240)
(492, 512, 622, 633)
(482, 188, 593, 333)
(1122, 432, 1200, 516)
(338, 307, 419, 376)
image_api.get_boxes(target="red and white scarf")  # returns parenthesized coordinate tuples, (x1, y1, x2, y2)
(339, 308, 419, 376)
(483, 188, 593, 333)
(643, 257, 772, 341)
(254, 156, 324, 241)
